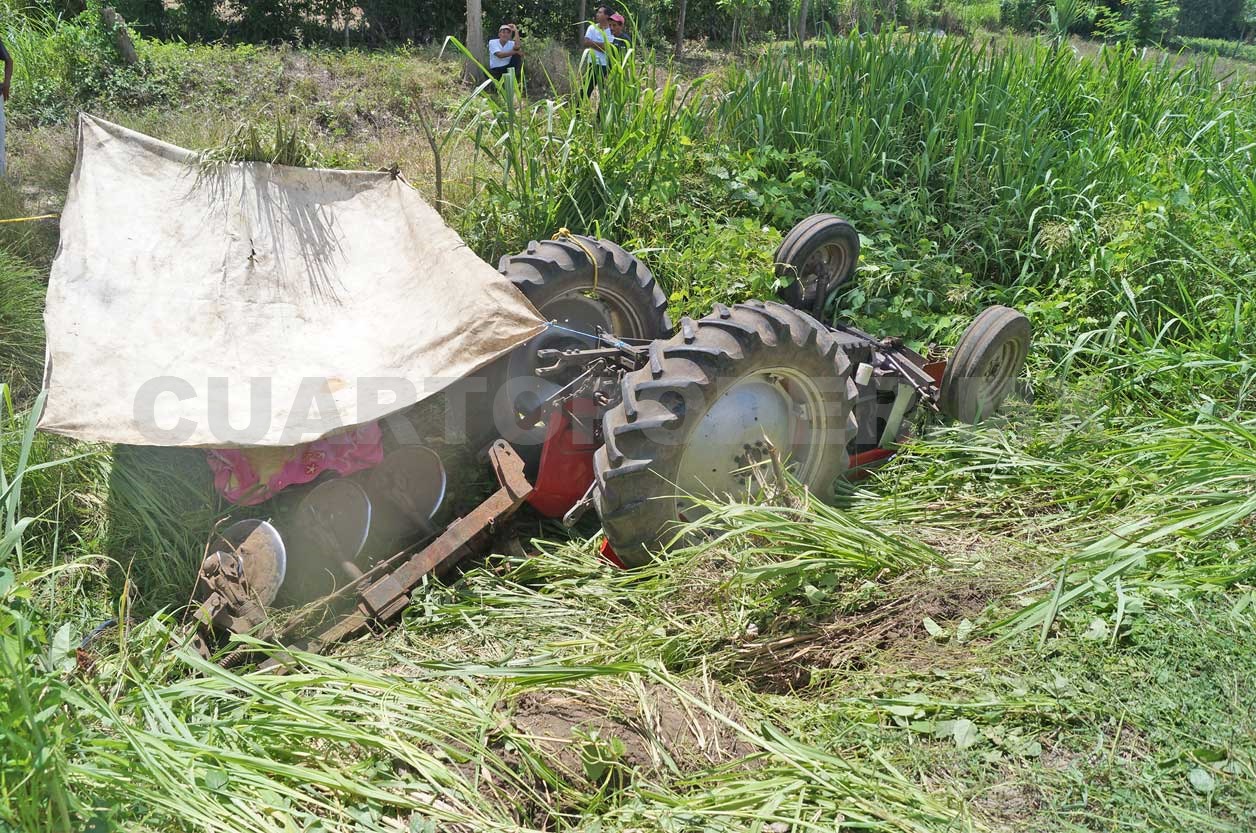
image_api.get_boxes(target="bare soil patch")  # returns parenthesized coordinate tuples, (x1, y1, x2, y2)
(457, 678, 756, 827)
(972, 780, 1043, 829)
(507, 679, 755, 782)
(735, 546, 1036, 692)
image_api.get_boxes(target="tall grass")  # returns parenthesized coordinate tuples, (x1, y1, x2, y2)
(1, 388, 77, 830)
(456, 42, 705, 260)
(0, 253, 45, 403)
(674, 489, 944, 606)
(714, 34, 1255, 287)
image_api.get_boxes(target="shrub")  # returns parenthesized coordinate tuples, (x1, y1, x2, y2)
(1096, 0, 1179, 43)
(1000, 0, 1046, 30)
(4, 3, 185, 126)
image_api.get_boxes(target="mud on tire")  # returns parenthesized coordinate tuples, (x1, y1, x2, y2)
(593, 301, 869, 566)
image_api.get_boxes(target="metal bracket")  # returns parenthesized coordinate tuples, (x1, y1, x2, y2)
(562, 481, 598, 528)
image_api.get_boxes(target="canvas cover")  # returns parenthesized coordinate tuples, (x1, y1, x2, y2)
(41, 115, 546, 447)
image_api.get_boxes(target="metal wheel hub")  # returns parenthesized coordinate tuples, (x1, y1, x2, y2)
(800, 244, 850, 302)
(982, 340, 1019, 391)
(212, 519, 288, 607)
(675, 368, 827, 499)
(521, 294, 614, 363)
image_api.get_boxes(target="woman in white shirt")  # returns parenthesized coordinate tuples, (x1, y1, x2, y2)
(582, 7, 613, 96)
(488, 24, 522, 81)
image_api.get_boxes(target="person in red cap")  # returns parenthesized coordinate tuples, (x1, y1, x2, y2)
(609, 13, 632, 47)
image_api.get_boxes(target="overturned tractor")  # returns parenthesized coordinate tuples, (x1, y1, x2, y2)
(41, 117, 1029, 668)
(187, 216, 1029, 668)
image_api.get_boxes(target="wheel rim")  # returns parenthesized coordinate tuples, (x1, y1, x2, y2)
(974, 337, 1025, 416)
(215, 519, 287, 607)
(798, 242, 851, 304)
(512, 285, 649, 376)
(674, 366, 830, 511)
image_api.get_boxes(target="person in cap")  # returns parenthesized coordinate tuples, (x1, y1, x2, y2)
(582, 6, 613, 96)
(488, 23, 522, 81)
(609, 13, 631, 47)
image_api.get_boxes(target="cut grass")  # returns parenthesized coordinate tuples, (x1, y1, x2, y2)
(791, 595, 1256, 832)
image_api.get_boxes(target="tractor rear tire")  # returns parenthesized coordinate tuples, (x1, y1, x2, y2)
(939, 305, 1031, 425)
(593, 300, 866, 566)
(483, 237, 672, 449)
(775, 214, 860, 313)
(500, 235, 671, 341)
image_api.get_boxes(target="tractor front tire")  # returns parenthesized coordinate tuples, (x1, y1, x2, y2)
(775, 214, 860, 313)
(939, 305, 1031, 424)
(594, 300, 867, 566)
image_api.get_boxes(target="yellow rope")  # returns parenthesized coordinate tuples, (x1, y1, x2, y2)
(552, 227, 598, 296)
(0, 213, 59, 224)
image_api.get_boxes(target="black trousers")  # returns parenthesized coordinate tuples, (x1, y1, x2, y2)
(584, 63, 607, 96)
(489, 55, 522, 81)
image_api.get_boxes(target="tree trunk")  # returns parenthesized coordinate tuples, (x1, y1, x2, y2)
(797, 0, 811, 43)
(674, 0, 687, 58)
(463, 0, 485, 82)
(578, 0, 588, 45)
(101, 7, 139, 66)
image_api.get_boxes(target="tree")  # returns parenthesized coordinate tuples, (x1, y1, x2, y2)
(675, 0, 687, 57)
(798, 0, 810, 41)
(464, 0, 485, 81)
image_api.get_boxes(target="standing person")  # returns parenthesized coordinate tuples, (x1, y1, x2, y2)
(583, 6, 613, 96)
(609, 13, 631, 47)
(487, 23, 522, 82)
(0, 35, 11, 177)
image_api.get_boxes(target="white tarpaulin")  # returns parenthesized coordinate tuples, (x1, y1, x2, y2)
(41, 115, 546, 447)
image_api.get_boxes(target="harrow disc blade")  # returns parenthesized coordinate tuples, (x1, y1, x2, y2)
(216, 519, 288, 607)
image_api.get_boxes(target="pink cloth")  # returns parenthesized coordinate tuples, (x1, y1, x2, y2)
(207, 422, 385, 506)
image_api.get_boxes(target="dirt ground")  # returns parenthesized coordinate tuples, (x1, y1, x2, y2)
(508, 679, 755, 782)
(734, 540, 1037, 693)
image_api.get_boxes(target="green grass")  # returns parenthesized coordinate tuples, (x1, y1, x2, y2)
(1, 22, 1255, 833)
(1179, 35, 1256, 64)
(0, 253, 45, 402)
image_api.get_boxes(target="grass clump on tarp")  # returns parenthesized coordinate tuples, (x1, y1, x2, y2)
(196, 116, 327, 169)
